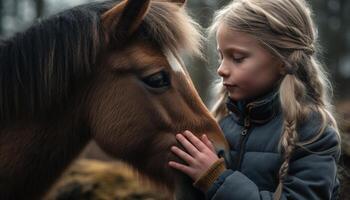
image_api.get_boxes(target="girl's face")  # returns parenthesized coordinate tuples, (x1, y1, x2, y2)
(216, 24, 284, 101)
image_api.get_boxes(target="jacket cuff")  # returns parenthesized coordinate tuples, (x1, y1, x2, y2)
(193, 158, 226, 192)
(209, 171, 261, 199)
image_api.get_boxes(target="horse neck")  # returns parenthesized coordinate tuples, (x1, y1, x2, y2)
(0, 115, 91, 200)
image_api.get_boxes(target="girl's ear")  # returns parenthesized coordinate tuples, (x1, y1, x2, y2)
(102, 0, 151, 40)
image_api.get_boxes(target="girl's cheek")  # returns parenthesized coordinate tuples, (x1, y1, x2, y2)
(235, 70, 258, 87)
(239, 64, 268, 86)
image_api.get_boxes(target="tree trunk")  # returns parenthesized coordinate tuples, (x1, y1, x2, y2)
(34, 0, 45, 18)
(0, 0, 3, 35)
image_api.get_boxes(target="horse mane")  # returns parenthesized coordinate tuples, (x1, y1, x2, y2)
(0, 0, 203, 122)
(142, 1, 204, 57)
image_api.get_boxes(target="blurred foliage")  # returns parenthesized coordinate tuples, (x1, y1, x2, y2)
(311, 0, 350, 101)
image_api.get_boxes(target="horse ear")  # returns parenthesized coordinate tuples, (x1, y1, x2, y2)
(102, 0, 151, 40)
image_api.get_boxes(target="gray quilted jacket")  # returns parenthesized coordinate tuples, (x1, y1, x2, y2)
(207, 92, 340, 200)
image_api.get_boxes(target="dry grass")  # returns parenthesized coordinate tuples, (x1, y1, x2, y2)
(45, 159, 170, 200)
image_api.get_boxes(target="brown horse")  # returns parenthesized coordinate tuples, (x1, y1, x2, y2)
(0, 0, 229, 199)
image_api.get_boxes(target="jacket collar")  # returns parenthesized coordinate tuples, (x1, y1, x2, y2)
(226, 89, 281, 126)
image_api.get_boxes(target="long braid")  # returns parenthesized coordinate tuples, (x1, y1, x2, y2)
(274, 120, 298, 199)
(274, 70, 306, 199)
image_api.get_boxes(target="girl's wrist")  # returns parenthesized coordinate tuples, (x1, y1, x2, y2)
(193, 158, 226, 192)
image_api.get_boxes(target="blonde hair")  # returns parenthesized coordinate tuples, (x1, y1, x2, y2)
(209, 0, 341, 199)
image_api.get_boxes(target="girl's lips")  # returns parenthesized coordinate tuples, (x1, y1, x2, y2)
(224, 83, 244, 93)
(223, 83, 236, 87)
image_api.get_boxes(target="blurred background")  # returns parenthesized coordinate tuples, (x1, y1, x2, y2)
(0, 0, 349, 199)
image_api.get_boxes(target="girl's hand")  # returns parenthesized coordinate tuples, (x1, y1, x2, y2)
(168, 130, 219, 181)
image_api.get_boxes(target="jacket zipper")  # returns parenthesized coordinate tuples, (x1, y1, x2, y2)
(236, 117, 251, 171)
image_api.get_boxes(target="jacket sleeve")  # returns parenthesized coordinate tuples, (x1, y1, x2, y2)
(206, 126, 340, 200)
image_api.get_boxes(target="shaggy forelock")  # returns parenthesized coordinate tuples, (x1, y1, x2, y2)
(141, 1, 204, 58)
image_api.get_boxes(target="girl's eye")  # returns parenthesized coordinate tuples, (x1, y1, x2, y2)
(232, 55, 246, 64)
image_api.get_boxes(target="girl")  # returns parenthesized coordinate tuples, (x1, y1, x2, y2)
(168, 0, 341, 199)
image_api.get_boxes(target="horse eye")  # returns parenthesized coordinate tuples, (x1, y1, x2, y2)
(142, 71, 171, 89)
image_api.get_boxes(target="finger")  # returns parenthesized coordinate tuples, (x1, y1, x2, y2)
(171, 146, 195, 164)
(183, 130, 207, 152)
(176, 133, 199, 156)
(201, 134, 216, 152)
(168, 161, 194, 177)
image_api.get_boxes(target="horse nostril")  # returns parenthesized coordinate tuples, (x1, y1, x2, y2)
(217, 148, 231, 169)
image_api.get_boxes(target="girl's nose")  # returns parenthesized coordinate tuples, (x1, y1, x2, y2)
(217, 63, 230, 78)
